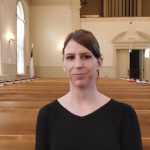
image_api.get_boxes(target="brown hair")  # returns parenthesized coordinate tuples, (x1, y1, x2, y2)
(62, 29, 102, 59)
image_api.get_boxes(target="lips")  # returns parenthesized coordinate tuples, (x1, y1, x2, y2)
(72, 73, 87, 76)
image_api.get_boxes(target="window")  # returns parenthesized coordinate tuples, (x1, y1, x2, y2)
(80, 0, 142, 17)
(17, 1, 25, 74)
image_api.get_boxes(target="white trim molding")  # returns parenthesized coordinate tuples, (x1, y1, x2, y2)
(30, 0, 71, 6)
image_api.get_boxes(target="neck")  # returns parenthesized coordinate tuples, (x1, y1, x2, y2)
(68, 84, 99, 103)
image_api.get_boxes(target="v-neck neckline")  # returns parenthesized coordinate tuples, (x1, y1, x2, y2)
(56, 99, 113, 119)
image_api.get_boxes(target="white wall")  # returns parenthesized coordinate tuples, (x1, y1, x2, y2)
(81, 17, 150, 79)
(0, 0, 30, 80)
(1, 0, 17, 64)
(30, 5, 72, 67)
(81, 17, 150, 65)
(29, 2, 76, 77)
(30, 9, 150, 79)
(1, 0, 149, 80)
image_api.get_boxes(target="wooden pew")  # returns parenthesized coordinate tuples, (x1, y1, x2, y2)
(0, 109, 149, 137)
(102, 93, 150, 99)
(117, 99, 150, 110)
(0, 109, 38, 135)
(0, 135, 149, 150)
(0, 99, 149, 110)
(0, 135, 35, 150)
(0, 100, 51, 108)
(143, 138, 150, 150)
(0, 93, 63, 100)
(0, 77, 149, 150)
(136, 110, 150, 138)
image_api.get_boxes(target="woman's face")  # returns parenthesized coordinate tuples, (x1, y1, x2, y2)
(63, 40, 101, 88)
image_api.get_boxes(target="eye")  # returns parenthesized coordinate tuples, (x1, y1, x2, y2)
(81, 55, 92, 60)
(65, 55, 75, 60)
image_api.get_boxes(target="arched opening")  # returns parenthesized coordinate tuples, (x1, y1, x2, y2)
(112, 31, 150, 80)
(17, 0, 25, 75)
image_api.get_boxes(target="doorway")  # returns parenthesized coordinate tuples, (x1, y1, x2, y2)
(116, 49, 145, 79)
(130, 50, 144, 79)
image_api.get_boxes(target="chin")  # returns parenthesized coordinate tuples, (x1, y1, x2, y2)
(74, 81, 87, 87)
(71, 78, 93, 88)
(69, 74, 96, 87)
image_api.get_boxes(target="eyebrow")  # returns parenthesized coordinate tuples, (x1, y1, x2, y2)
(65, 52, 92, 56)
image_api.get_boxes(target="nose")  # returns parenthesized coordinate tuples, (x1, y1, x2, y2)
(74, 57, 83, 68)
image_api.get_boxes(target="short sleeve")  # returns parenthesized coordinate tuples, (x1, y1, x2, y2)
(120, 105, 143, 150)
(35, 108, 49, 150)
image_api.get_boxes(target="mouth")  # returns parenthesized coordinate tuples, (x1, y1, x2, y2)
(72, 73, 87, 76)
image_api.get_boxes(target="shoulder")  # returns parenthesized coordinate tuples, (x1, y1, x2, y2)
(110, 99, 136, 116)
(38, 100, 59, 119)
(111, 99, 134, 110)
(111, 99, 139, 124)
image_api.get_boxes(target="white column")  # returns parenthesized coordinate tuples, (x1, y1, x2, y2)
(148, 49, 150, 83)
(149, 50, 150, 83)
(71, 0, 81, 31)
(0, 0, 3, 75)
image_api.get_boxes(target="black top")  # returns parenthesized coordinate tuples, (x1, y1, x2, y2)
(35, 99, 142, 150)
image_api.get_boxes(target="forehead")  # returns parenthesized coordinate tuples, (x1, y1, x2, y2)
(64, 40, 92, 55)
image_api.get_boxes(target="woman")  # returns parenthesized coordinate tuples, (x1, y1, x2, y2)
(35, 29, 142, 150)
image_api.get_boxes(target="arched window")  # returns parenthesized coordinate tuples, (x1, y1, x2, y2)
(17, 1, 25, 74)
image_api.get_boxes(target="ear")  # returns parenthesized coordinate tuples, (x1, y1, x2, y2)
(97, 58, 103, 69)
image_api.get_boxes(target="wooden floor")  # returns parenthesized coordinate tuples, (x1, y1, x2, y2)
(0, 77, 150, 150)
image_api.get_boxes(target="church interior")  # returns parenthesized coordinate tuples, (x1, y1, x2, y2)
(0, 0, 150, 149)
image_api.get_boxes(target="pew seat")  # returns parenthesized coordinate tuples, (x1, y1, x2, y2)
(0, 100, 51, 108)
(0, 99, 150, 110)
(0, 135, 35, 150)
(0, 135, 149, 150)
(0, 78, 149, 150)
(0, 109, 149, 137)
